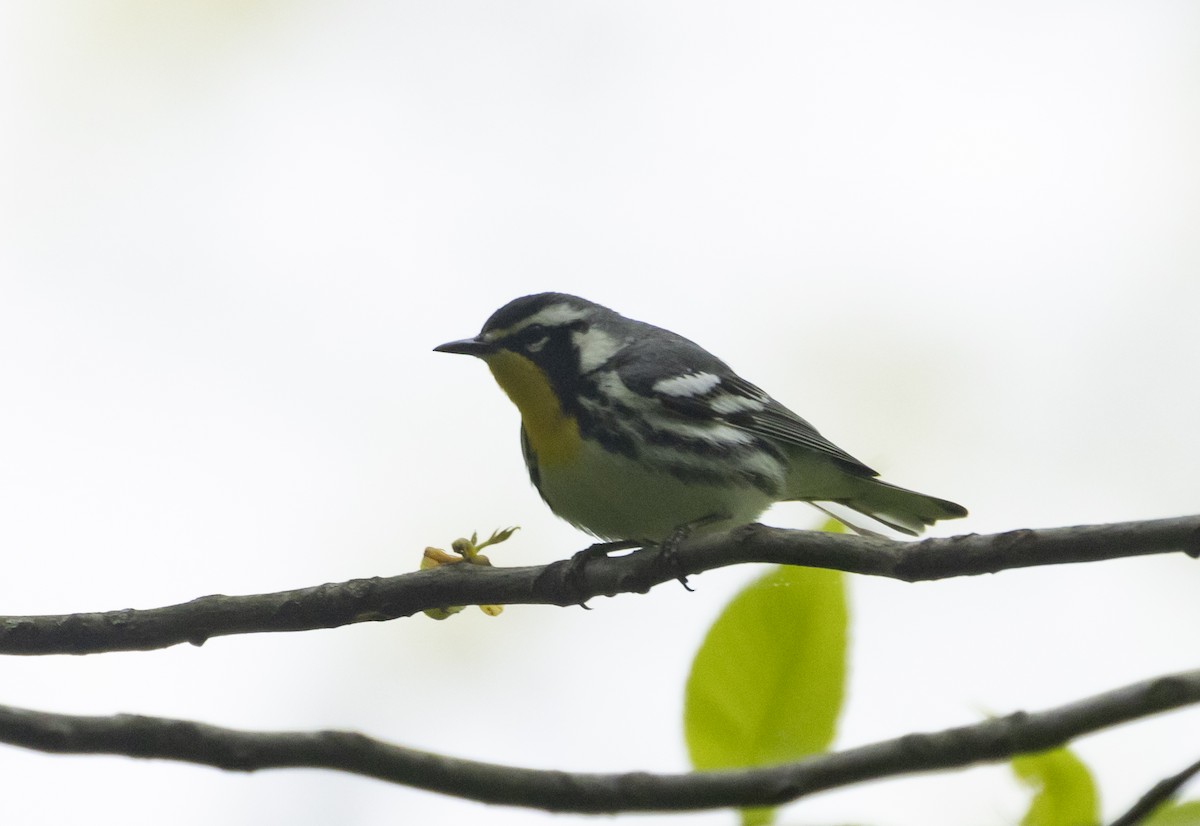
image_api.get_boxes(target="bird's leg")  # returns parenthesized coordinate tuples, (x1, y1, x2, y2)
(656, 513, 726, 592)
(565, 539, 642, 607)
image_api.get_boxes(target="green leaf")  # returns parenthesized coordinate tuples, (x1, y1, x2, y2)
(1144, 800, 1200, 826)
(738, 805, 775, 826)
(684, 564, 847, 772)
(1012, 747, 1099, 826)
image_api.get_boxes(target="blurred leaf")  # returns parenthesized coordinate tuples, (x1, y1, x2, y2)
(819, 517, 849, 535)
(684, 563, 847, 772)
(1143, 800, 1200, 825)
(1012, 747, 1099, 826)
(740, 805, 775, 826)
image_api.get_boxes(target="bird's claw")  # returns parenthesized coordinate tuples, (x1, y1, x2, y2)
(565, 540, 640, 607)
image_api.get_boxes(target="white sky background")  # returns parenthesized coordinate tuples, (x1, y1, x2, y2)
(1, 2, 1198, 824)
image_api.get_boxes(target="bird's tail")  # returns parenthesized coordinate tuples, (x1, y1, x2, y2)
(831, 476, 967, 536)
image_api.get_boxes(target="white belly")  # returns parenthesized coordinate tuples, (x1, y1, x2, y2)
(534, 437, 777, 542)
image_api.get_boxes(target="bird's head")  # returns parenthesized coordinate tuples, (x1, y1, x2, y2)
(435, 292, 627, 417)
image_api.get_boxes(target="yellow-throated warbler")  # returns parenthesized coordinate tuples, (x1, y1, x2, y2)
(436, 293, 966, 542)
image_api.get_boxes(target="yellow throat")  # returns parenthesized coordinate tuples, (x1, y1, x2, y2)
(484, 350, 581, 465)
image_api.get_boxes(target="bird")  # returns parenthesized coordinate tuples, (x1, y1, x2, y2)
(435, 292, 966, 545)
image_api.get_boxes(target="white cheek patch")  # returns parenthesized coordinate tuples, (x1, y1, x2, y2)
(573, 327, 623, 373)
(652, 372, 722, 398)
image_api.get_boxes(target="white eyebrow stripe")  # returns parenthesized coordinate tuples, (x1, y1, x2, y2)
(652, 372, 722, 398)
(483, 304, 590, 341)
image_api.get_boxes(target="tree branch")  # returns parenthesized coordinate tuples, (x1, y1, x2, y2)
(0, 670, 1197, 813)
(2, 515, 1196, 656)
(1108, 755, 1200, 826)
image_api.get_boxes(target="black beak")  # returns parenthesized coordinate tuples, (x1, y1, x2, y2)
(434, 337, 496, 357)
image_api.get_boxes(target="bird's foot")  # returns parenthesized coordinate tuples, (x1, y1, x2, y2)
(565, 539, 641, 607)
(656, 513, 725, 592)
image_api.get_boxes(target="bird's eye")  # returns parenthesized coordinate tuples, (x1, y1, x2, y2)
(522, 325, 549, 353)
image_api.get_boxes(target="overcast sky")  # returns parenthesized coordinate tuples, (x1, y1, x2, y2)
(2, 2, 1198, 825)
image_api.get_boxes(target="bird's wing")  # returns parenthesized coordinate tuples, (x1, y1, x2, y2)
(613, 333, 877, 476)
(649, 370, 877, 476)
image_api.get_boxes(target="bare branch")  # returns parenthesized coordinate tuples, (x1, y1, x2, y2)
(2, 515, 1196, 656)
(0, 670, 1197, 813)
(1108, 755, 1200, 826)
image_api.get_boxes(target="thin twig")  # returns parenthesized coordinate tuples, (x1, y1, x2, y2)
(0, 670, 1197, 813)
(1, 515, 1196, 655)
(1108, 755, 1200, 826)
